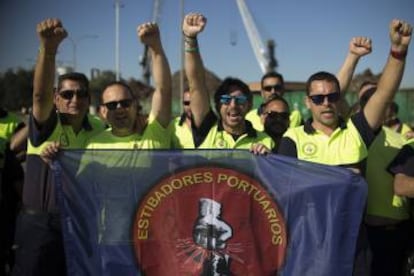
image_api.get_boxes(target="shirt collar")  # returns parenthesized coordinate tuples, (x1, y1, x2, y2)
(303, 116, 347, 134)
(217, 119, 258, 138)
(178, 112, 188, 126)
(59, 113, 93, 131)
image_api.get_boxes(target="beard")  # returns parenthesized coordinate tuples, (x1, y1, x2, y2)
(264, 114, 289, 141)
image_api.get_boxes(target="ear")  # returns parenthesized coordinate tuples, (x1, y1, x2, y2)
(53, 89, 59, 105)
(100, 105, 108, 120)
(260, 113, 266, 125)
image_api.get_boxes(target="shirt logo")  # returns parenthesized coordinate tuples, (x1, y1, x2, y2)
(215, 139, 227, 148)
(302, 142, 317, 156)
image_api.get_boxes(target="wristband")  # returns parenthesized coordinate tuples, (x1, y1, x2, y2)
(184, 39, 198, 50)
(185, 47, 199, 53)
(183, 33, 196, 40)
(390, 49, 407, 60)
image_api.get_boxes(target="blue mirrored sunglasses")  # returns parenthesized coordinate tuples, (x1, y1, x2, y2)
(220, 95, 248, 105)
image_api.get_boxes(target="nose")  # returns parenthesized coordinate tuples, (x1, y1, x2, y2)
(70, 93, 86, 103)
(322, 95, 330, 106)
(70, 94, 79, 102)
(229, 98, 238, 107)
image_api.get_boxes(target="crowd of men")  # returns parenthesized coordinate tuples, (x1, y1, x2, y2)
(0, 12, 413, 276)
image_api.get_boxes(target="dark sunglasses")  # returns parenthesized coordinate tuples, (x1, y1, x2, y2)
(263, 111, 290, 119)
(308, 92, 340, 105)
(102, 99, 134, 110)
(220, 95, 248, 105)
(263, 84, 283, 92)
(183, 101, 190, 106)
(58, 89, 89, 100)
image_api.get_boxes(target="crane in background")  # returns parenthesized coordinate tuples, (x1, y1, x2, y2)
(235, 0, 277, 74)
(139, 0, 162, 85)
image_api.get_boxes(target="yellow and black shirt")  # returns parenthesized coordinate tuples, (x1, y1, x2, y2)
(24, 111, 105, 212)
(278, 112, 377, 172)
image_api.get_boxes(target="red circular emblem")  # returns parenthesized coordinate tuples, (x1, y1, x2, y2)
(133, 166, 287, 275)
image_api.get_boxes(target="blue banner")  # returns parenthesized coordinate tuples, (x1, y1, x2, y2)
(53, 149, 367, 276)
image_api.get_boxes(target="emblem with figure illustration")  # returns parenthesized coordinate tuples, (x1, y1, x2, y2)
(133, 166, 287, 275)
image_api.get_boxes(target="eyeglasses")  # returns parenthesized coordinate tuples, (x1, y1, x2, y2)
(262, 111, 290, 119)
(263, 84, 283, 92)
(219, 95, 248, 105)
(102, 99, 134, 110)
(308, 92, 340, 105)
(183, 101, 190, 106)
(58, 89, 89, 100)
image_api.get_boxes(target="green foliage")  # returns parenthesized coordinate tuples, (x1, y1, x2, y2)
(0, 68, 34, 110)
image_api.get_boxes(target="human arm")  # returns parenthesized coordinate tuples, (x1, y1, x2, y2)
(393, 174, 414, 197)
(405, 130, 414, 140)
(137, 22, 172, 128)
(182, 13, 210, 128)
(32, 18, 67, 125)
(387, 143, 414, 197)
(276, 137, 298, 158)
(363, 19, 412, 131)
(9, 124, 28, 154)
(336, 36, 372, 116)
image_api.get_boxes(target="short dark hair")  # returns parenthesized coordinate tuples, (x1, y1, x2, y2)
(261, 71, 285, 89)
(57, 72, 89, 91)
(101, 81, 135, 103)
(213, 77, 252, 113)
(390, 101, 399, 114)
(359, 80, 377, 91)
(259, 93, 290, 115)
(306, 71, 340, 96)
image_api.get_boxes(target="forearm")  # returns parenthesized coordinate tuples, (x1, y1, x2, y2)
(336, 52, 360, 117)
(364, 52, 405, 129)
(150, 45, 172, 127)
(184, 37, 210, 127)
(393, 173, 414, 197)
(32, 46, 57, 123)
(376, 51, 405, 102)
(336, 52, 360, 93)
(10, 125, 28, 153)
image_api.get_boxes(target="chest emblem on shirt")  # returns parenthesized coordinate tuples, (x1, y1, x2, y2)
(302, 142, 317, 156)
(216, 139, 227, 148)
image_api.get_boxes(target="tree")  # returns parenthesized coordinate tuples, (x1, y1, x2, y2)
(0, 68, 34, 111)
